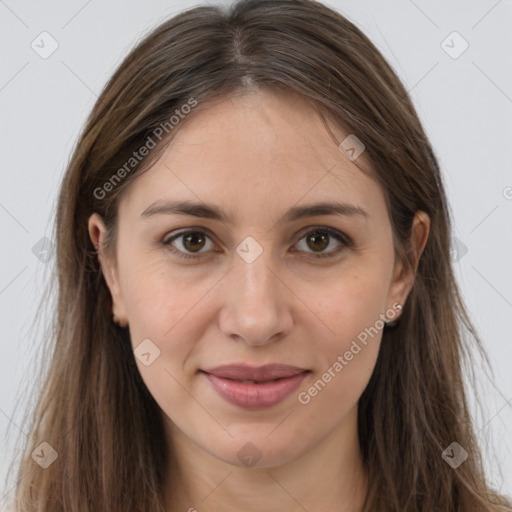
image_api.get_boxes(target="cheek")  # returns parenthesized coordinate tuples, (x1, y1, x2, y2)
(119, 266, 206, 398)
(121, 256, 207, 337)
(302, 264, 390, 398)
(310, 264, 390, 345)
(120, 257, 226, 378)
(123, 266, 204, 418)
(295, 300, 384, 427)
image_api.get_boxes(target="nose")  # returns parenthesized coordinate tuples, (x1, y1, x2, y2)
(218, 244, 293, 347)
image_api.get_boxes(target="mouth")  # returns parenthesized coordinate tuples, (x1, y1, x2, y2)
(199, 365, 311, 410)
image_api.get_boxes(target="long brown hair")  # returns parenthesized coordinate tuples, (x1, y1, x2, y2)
(5, 0, 511, 510)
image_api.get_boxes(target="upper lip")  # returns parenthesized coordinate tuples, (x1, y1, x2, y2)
(202, 364, 309, 381)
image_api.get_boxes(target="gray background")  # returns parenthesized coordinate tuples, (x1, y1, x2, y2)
(1, 0, 511, 504)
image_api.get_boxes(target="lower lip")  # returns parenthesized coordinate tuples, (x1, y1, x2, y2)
(202, 371, 309, 410)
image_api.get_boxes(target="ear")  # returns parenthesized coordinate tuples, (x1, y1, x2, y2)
(387, 210, 430, 312)
(88, 213, 128, 327)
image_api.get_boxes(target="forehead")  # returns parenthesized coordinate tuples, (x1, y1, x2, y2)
(118, 88, 384, 223)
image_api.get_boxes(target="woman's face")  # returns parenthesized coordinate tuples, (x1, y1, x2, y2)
(89, 88, 425, 470)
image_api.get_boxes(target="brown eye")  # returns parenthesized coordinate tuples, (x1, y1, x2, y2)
(305, 231, 330, 252)
(182, 232, 206, 252)
(294, 227, 351, 259)
(163, 230, 215, 259)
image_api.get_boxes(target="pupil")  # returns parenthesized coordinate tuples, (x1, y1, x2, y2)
(184, 232, 205, 252)
(308, 231, 328, 252)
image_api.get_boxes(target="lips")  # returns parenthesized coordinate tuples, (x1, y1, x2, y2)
(202, 363, 308, 381)
(200, 364, 310, 410)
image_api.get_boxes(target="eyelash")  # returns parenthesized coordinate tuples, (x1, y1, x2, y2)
(161, 226, 353, 261)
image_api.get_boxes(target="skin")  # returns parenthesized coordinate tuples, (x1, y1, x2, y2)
(89, 88, 430, 512)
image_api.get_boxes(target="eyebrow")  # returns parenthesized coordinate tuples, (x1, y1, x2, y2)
(140, 199, 368, 224)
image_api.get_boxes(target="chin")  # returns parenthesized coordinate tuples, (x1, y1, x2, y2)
(197, 427, 311, 470)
